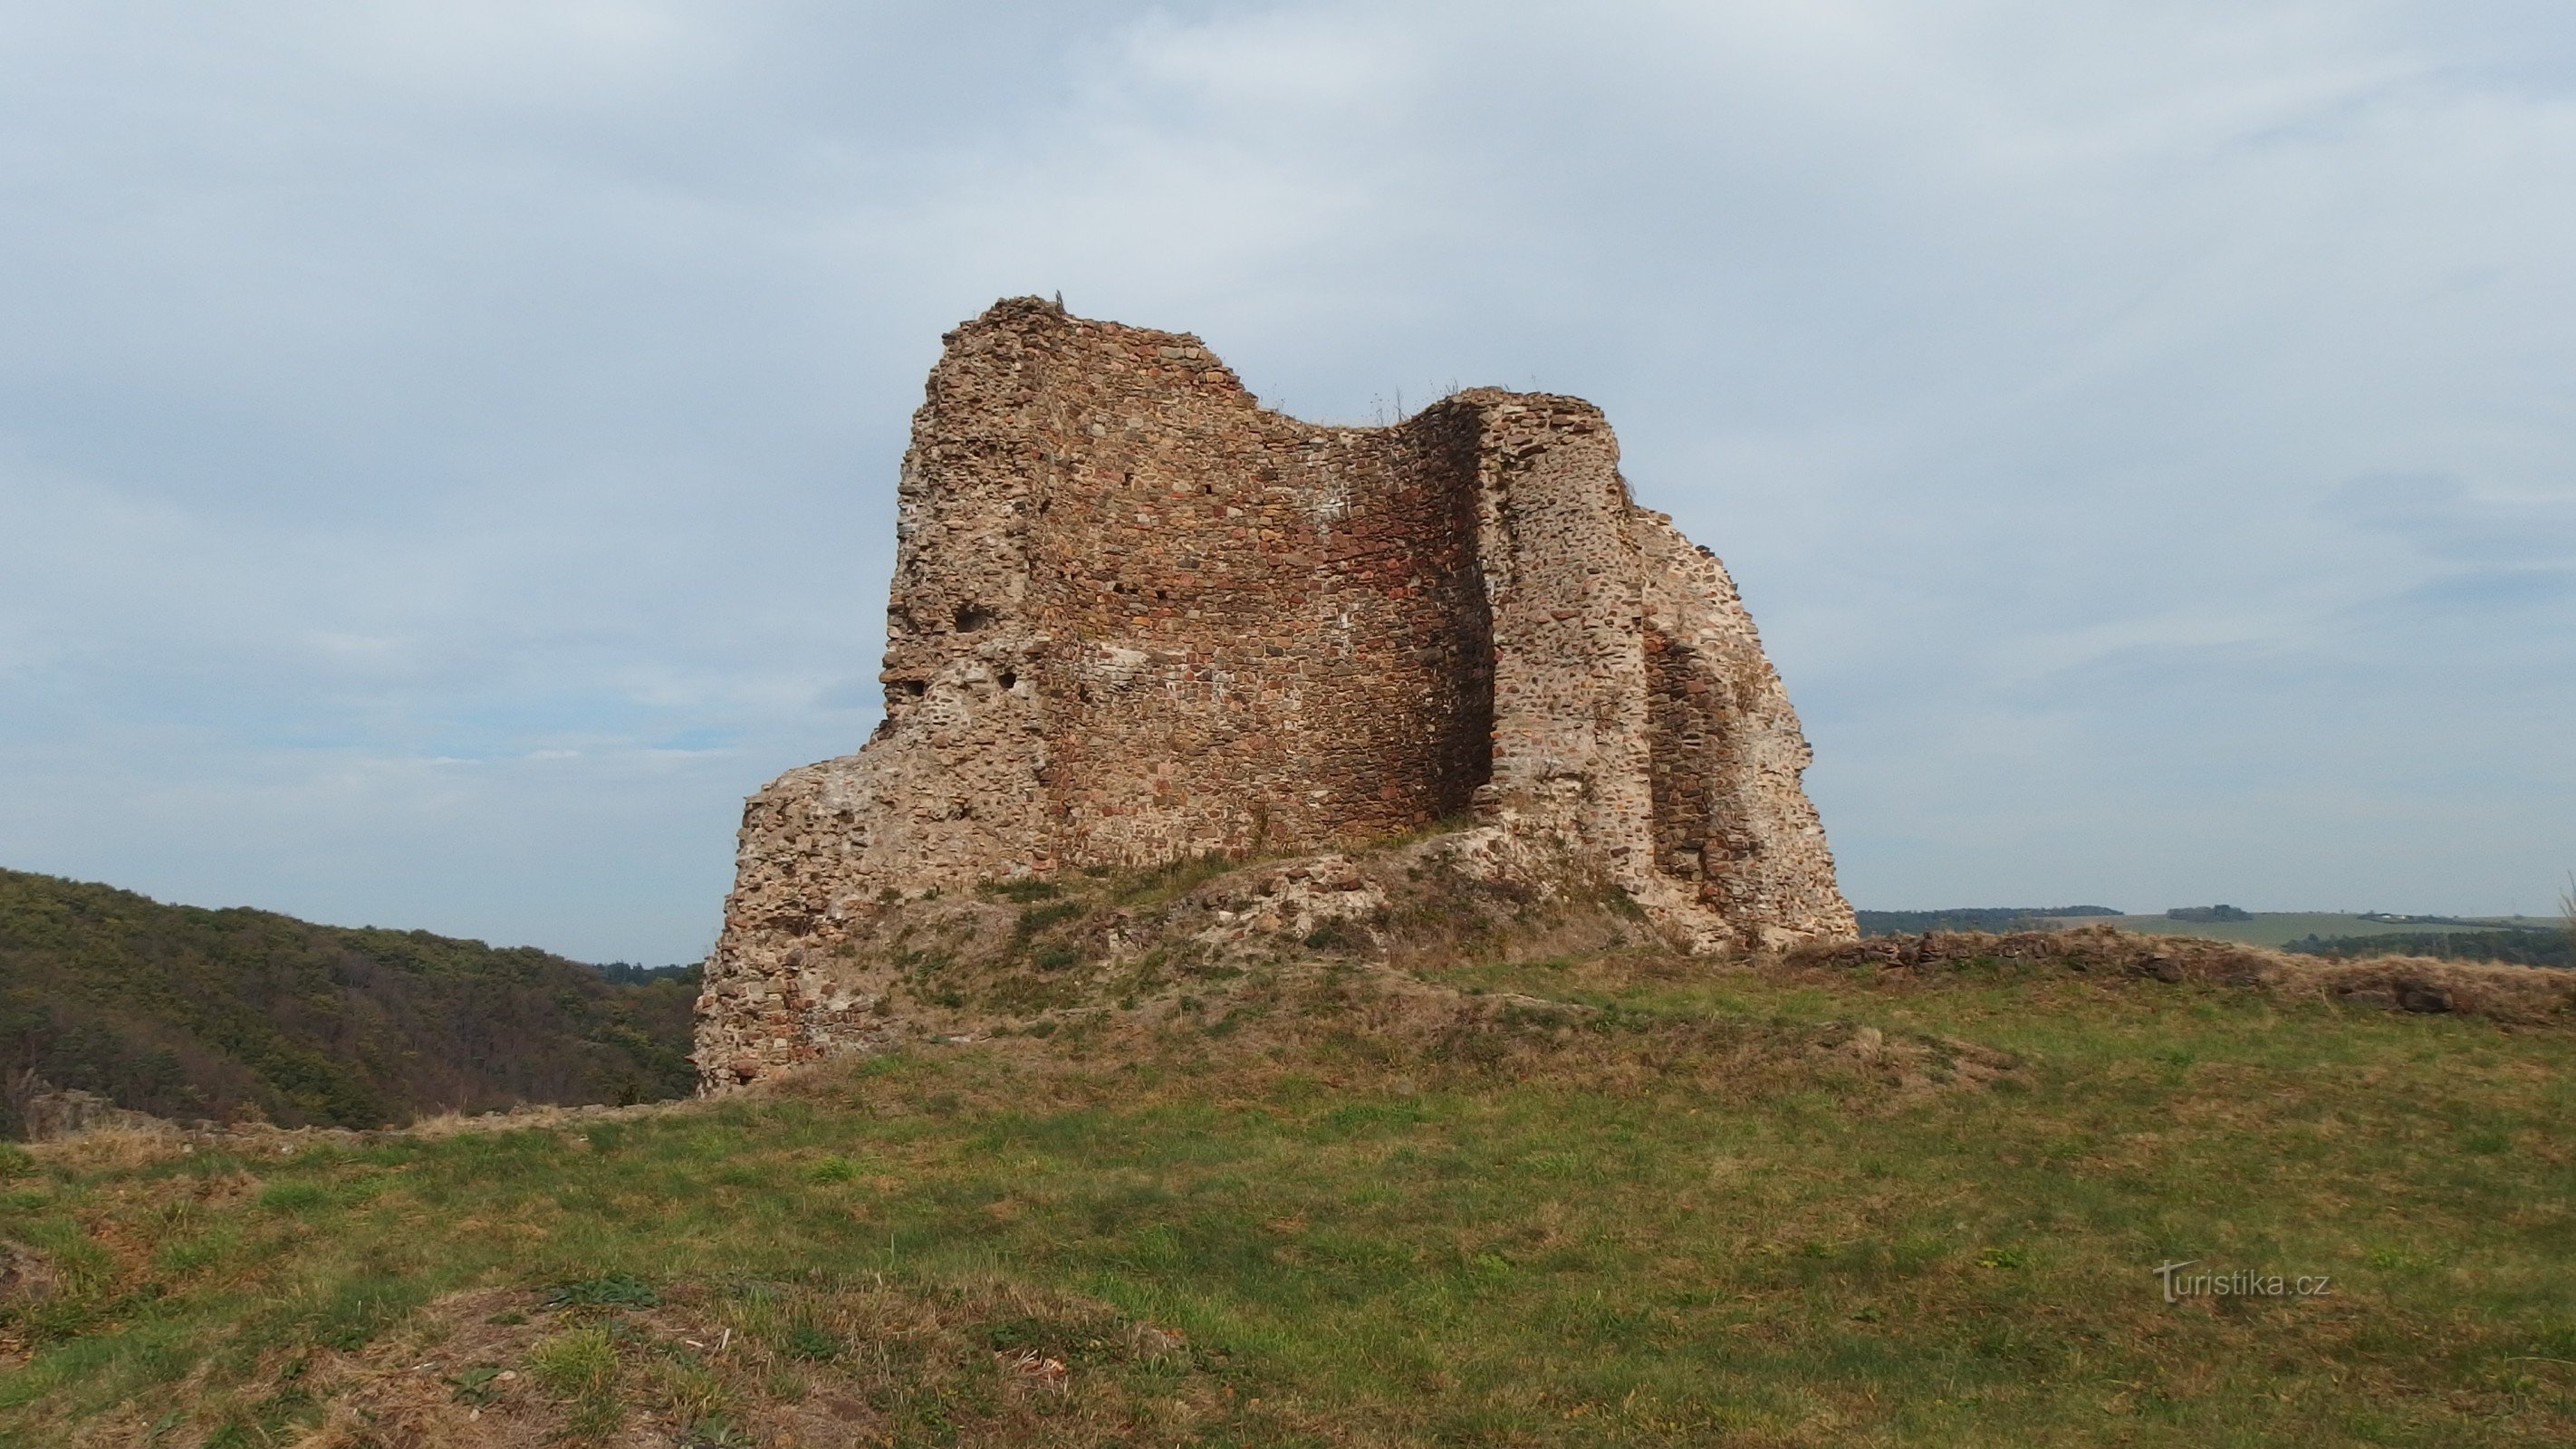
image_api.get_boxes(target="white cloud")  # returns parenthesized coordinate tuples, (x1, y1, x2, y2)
(3, 0, 2572, 951)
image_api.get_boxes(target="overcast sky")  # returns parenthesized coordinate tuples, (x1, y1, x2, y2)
(4, 2, 2571, 963)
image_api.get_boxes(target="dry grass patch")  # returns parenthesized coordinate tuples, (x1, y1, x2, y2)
(50, 1277, 1326, 1449)
(1787, 926, 2576, 1022)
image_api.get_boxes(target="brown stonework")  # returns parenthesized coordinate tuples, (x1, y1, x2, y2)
(696, 298, 1853, 1089)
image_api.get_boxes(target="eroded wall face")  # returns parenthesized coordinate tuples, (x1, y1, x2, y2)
(1004, 332, 1495, 864)
(1634, 518, 1857, 945)
(697, 298, 1850, 1089)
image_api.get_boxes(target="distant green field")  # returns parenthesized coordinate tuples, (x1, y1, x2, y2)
(2058, 914, 2565, 949)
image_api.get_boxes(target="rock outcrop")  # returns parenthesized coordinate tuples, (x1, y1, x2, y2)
(697, 299, 1852, 1089)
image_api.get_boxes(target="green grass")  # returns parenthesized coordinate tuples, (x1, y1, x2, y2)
(2072, 912, 2556, 948)
(4, 959, 2572, 1445)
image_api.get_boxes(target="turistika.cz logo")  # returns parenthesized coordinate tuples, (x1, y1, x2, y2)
(2153, 1260, 2333, 1304)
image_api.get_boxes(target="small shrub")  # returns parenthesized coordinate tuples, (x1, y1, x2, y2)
(984, 878, 1062, 903)
(652, 1358, 732, 1424)
(982, 1316, 1061, 1354)
(783, 1319, 841, 1362)
(807, 1154, 861, 1185)
(448, 1365, 505, 1406)
(1014, 902, 1086, 941)
(527, 1326, 619, 1397)
(1302, 920, 1373, 952)
(1109, 850, 1240, 907)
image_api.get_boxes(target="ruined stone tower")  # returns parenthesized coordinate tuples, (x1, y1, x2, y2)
(698, 299, 1852, 1085)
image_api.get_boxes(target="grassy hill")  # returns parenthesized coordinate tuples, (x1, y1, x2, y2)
(5, 848, 2572, 1446)
(2047, 910, 2552, 949)
(0, 868, 699, 1137)
(1870, 907, 2573, 965)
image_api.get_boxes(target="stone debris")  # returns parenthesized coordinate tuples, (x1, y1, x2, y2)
(1193, 853, 1387, 947)
(12, 1082, 173, 1141)
(698, 298, 1854, 1090)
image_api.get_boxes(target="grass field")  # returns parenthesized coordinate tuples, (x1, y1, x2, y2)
(2047, 912, 2565, 949)
(5, 945, 2572, 1446)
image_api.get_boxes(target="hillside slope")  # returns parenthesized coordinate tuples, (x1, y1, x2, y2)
(0, 868, 697, 1135)
(7, 844, 2572, 1445)
(5, 932, 2573, 1443)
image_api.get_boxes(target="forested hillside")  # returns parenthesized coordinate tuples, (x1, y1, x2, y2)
(0, 868, 697, 1136)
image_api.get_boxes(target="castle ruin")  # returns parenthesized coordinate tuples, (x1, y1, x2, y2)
(697, 298, 1852, 1088)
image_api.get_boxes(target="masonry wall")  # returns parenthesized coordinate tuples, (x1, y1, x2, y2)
(697, 298, 1853, 1088)
(1635, 517, 1853, 944)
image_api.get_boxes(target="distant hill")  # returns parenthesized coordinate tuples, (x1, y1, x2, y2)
(0, 868, 698, 1137)
(1854, 907, 2120, 936)
(2071, 910, 2568, 953)
(2285, 929, 2571, 970)
(1860, 905, 2572, 965)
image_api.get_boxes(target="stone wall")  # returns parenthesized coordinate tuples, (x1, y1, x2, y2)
(697, 298, 1853, 1088)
